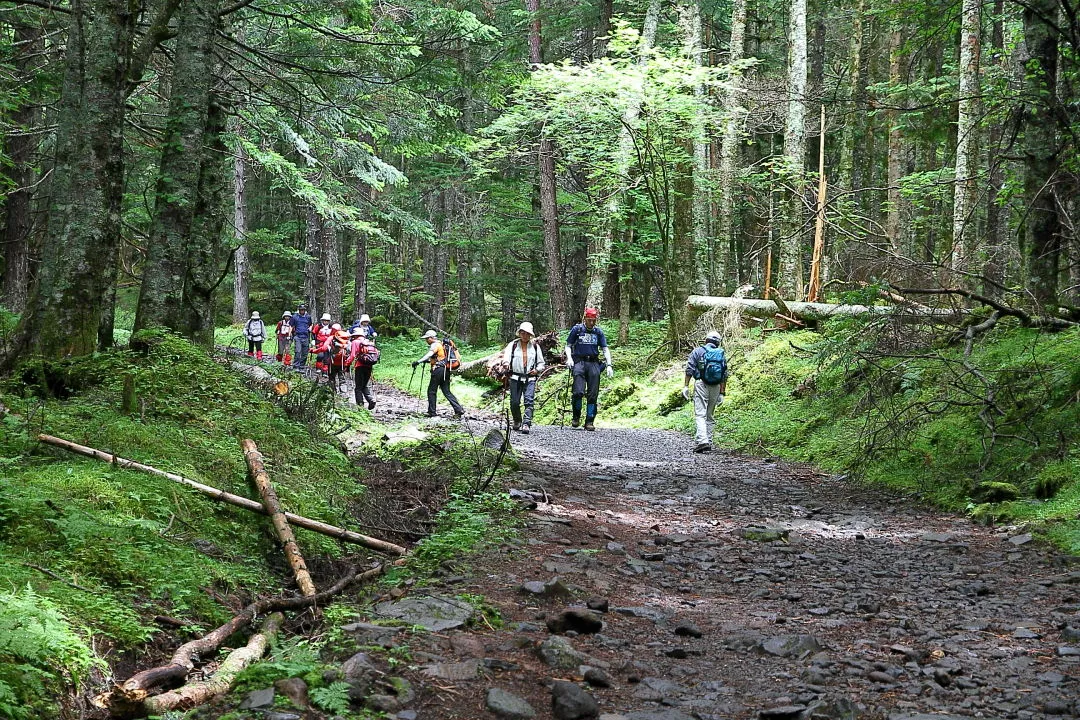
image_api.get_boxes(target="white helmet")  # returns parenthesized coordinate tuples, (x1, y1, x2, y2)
(360, 314, 371, 324)
(250, 311, 260, 319)
(517, 321, 535, 336)
(421, 330, 438, 340)
(704, 330, 722, 344)
(321, 313, 332, 322)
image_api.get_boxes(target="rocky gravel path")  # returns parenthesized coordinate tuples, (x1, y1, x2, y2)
(255, 370, 1080, 720)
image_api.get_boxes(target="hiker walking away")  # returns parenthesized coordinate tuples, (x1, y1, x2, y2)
(502, 321, 545, 434)
(682, 330, 728, 453)
(288, 304, 313, 369)
(313, 313, 335, 374)
(564, 307, 613, 431)
(346, 326, 380, 409)
(412, 329, 464, 419)
(275, 311, 294, 364)
(243, 311, 266, 360)
(349, 313, 379, 340)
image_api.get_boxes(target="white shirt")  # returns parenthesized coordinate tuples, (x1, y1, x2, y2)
(502, 339, 546, 378)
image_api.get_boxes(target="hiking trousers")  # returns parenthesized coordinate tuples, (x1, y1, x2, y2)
(276, 335, 291, 360)
(693, 381, 723, 445)
(354, 364, 374, 406)
(293, 336, 310, 367)
(571, 360, 602, 419)
(509, 377, 537, 426)
(427, 366, 464, 416)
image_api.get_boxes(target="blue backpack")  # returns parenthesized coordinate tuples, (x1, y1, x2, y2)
(699, 345, 727, 385)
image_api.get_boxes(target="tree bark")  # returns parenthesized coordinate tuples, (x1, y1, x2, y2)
(232, 138, 250, 323)
(322, 220, 342, 321)
(667, 138, 697, 348)
(780, 0, 808, 299)
(952, 0, 981, 282)
(241, 439, 317, 597)
(37, 434, 408, 554)
(1020, 0, 1062, 306)
(1, 21, 43, 314)
(885, 28, 904, 255)
(3, 0, 135, 364)
(303, 205, 321, 319)
(686, 294, 965, 321)
(717, 0, 747, 291)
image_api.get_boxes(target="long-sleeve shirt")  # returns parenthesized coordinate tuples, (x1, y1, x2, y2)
(502, 339, 546, 380)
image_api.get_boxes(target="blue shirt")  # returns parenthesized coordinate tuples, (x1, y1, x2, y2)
(289, 312, 314, 339)
(566, 323, 607, 360)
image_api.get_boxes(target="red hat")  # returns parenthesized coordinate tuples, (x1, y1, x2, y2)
(584, 308, 599, 319)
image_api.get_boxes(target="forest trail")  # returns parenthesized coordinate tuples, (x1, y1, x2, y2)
(333, 376, 1080, 720)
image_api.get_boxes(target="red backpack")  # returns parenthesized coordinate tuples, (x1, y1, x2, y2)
(356, 340, 380, 366)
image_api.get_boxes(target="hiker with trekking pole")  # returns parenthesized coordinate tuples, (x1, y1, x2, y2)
(501, 321, 545, 434)
(412, 330, 465, 419)
(682, 330, 728, 453)
(564, 308, 613, 431)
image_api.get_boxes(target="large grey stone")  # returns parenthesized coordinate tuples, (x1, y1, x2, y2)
(538, 636, 587, 669)
(760, 634, 823, 658)
(625, 712, 696, 720)
(551, 680, 599, 720)
(340, 621, 403, 648)
(486, 688, 538, 720)
(374, 594, 475, 631)
(341, 651, 379, 682)
(421, 659, 482, 680)
(238, 687, 275, 710)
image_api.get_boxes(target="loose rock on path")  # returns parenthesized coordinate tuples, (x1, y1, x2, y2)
(334, 373, 1080, 719)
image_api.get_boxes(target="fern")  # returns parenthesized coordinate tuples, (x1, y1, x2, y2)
(310, 681, 352, 714)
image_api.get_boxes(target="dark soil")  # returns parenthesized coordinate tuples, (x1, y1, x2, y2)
(334, 379, 1080, 720)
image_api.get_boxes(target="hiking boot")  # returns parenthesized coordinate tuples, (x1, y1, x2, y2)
(521, 424, 531, 435)
(426, 412, 437, 418)
(694, 442, 711, 453)
(512, 421, 521, 431)
(367, 400, 376, 410)
(455, 412, 465, 420)
(571, 415, 581, 428)
(584, 420, 595, 431)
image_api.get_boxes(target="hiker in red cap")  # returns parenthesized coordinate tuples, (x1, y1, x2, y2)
(563, 307, 613, 430)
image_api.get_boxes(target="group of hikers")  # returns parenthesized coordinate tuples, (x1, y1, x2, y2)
(242, 304, 729, 451)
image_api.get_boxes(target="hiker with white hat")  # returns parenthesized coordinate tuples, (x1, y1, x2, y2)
(501, 321, 546, 433)
(349, 313, 378, 340)
(412, 329, 464, 418)
(682, 330, 729, 453)
(346, 326, 380, 409)
(312, 312, 335, 375)
(243, 311, 266, 360)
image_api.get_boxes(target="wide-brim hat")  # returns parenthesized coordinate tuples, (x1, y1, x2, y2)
(360, 314, 371, 323)
(282, 311, 292, 317)
(518, 321, 535, 335)
(421, 330, 438, 340)
(321, 313, 332, 321)
(251, 311, 260, 319)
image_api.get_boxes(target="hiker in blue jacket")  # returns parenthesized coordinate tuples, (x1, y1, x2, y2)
(288, 303, 314, 369)
(564, 307, 613, 431)
(682, 330, 729, 453)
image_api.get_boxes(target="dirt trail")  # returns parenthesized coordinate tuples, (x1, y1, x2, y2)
(341, 374, 1080, 720)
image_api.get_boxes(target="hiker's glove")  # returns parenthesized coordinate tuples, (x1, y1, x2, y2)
(717, 394, 724, 404)
(606, 366, 614, 379)
(681, 387, 690, 401)
(411, 361, 419, 368)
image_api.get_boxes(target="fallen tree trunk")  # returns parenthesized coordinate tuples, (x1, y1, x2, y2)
(457, 331, 563, 381)
(227, 360, 291, 396)
(241, 439, 317, 597)
(142, 612, 284, 714)
(38, 434, 406, 555)
(94, 564, 386, 716)
(686, 295, 965, 322)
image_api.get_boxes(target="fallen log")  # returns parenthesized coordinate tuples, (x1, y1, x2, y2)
(37, 434, 406, 556)
(94, 564, 386, 716)
(686, 295, 965, 322)
(241, 439, 317, 597)
(143, 612, 284, 714)
(457, 331, 563, 381)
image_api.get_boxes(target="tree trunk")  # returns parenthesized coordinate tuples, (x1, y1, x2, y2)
(583, 0, 661, 312)
(134, 0, 227, 346)
(321, 221, 342, 322)
(354, 228, 368, 317)
(303, 206, 321, 319)
(666, 139, 697, 348)
(1, 22, 43, 314)
(3, 0, 135, 364)
(232, 139, 250, 323)
(680, 0, 709, 294)
(686, 294, 965, 321)
(780, 0, 808, 299)
(717, 0, 747, 291)
(885, 28, 903, 254)
(952, 0, 981, 282)
(1020, 0, 1061, 306)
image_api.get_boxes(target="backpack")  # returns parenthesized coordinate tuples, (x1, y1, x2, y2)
(442, 337, 461, 371)
(698, 344, 727, 385)
(356, 341, 380, 366)
(331, 331, 351, 358)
